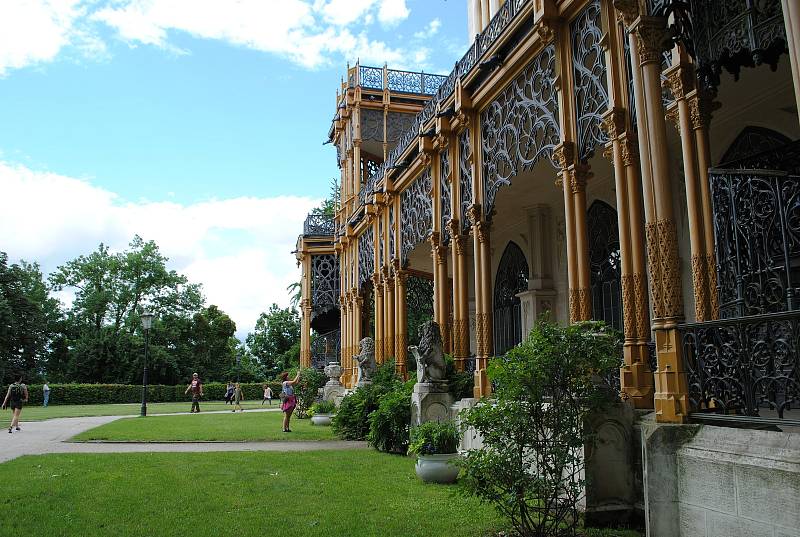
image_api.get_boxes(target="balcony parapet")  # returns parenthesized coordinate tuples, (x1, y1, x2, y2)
(303, 213, 335, 237)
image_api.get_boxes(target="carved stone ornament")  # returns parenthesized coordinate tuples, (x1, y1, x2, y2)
(612, 0, 641, 27)
(354, 337, 377, 386)
(409, 321, 447, 384)
(601, 108, 626, 141)
(634, 17, 670, 65)
(553, 142, 576, 172)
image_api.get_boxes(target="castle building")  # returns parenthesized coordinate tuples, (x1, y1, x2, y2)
(296, 0, 800, 426)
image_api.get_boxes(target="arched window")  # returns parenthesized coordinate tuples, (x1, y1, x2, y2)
(588, 201, 622, 331)
(493, 242, 529, 356)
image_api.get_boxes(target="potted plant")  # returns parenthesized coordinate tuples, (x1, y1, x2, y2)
(408, 420, 461, 484)
(309, 400, 336, 426)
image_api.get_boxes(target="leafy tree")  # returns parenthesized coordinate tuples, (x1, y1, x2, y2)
(310, 178, 340, 217)
(0, 253, 62, 384)
(457, 320, 620, 537)
(246, 304, 301, 376)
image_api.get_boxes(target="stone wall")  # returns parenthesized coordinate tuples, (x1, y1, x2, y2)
(641, 414, 800, 537)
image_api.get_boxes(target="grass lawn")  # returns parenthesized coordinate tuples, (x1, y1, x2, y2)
(9, 399, 279, 422)
(71, 409, 336, 442)
(0, 450, 505, 537)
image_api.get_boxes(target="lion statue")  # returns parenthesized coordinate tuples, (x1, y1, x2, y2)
(409, 321, 447, 384)
(354, 337, 376, 386)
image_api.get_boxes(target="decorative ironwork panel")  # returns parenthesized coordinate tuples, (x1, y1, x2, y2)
(481, 44, 560, 216)
(493, 242, 529, 356)
(690, 0, 787, 90)
(660, 51, 674, 110)
(386, 112, 417, 143)
(421, 73, 446, 95)
(359, 65, 383, 90)
(361, 108, 384, 141)
(401, 168, 434, 262)
(358, 226, 374, 288)
(440, 149, 452, 244)
(389, 204, 396, 260)
(720, 126, 792, 165)
(711, 169, 800, 318)
(459, 129, 473, 234)
(311, 329, 340, 370)
(571, 1, 609, 162)
(407, 274, 435, 346)
(680, 311, 800, 421)
(311, 254, 340, 314)
(588, 201, 623, 332)
(304, 214, 335, 236)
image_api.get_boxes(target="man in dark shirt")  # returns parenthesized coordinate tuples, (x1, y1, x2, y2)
(185, 373, 203, 413)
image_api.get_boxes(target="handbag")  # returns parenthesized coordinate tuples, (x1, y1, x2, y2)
(279, 391, 288, 403)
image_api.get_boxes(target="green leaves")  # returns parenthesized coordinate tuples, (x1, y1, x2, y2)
(245, 304, 301, 375)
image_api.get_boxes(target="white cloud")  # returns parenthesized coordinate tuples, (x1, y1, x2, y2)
(0, 160, 319, 339)
(414, 18, 440, 40)
(0, 0, 437, 74)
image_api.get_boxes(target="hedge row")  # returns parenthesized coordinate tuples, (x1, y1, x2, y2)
(8, 382, 285, 406)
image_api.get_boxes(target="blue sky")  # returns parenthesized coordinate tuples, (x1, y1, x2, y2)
(0, 0, 468, 338)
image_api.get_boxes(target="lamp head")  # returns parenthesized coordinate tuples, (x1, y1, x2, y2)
(141, 310, 154, 330)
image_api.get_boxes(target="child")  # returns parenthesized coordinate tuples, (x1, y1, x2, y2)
(262, 384, 272, 406)
(233, 383, 244, 412)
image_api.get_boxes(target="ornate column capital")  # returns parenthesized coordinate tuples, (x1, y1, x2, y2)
(612, 0, 642, 28)
(569, 165, 593, 194)
(620, 135, 639, 167)
(687, 89, 719, 130)
(553, 141, 576, 173)
(634, 17, 671, 65)
(445, 218, 460, 240)
(476, 221, 491, 244)
(601, 108, 627, 140)
(663, 64, 694, 101)
(453, 234, 468, 256)
(466, 203, 483, 227)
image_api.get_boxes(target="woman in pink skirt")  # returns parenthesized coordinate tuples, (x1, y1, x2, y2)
(280, 371, 300, 432)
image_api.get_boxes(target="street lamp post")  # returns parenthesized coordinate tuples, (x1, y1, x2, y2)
(140, 310, 154, 417)
(236, 354, 241, 384)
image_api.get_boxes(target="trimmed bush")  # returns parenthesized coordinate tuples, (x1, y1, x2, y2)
(367, 379, 414, 454)
(12, 382, 283, 406)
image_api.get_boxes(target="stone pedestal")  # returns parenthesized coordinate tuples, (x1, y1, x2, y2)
(411, 382, 454, 426)
(323, 362, 346, 404)
(517, 289, 557, 336)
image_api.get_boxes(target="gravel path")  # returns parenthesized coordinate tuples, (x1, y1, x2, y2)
(0, 411, 367, 464)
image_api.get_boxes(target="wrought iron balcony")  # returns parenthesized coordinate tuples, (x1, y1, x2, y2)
(679, 310, 800, 425)
(354, 65, 448, 95)
(303, 213, 335, 237)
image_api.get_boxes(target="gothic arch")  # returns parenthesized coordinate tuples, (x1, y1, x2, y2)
(588, 200, 622, 332)
(493, 241, 529, 356)
(719, 126, 791, 166)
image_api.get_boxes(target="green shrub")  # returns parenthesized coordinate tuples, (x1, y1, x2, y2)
(309, 400, 336, 416)
(367, 379, 414, 454)
(409, 420, 460, 456)
(332, 382, 389, 440)
(457, 319, 620, 537)
(293, 368, 327, 419)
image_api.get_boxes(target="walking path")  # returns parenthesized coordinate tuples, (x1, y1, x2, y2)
(0, 411, 367, 464)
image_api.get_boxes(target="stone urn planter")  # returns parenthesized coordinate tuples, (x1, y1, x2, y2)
(310, 414, 333, 426)
(415, 453, 460, 484)
(409, 420, 461, 484)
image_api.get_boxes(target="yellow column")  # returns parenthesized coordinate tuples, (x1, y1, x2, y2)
(633, 16, 689, 423)
(299, 253, 312, 368)
(394, 262, 408, 379)
(373, 276, 384, 364)
(688, 90, 720, 319)
(433, 239, 451, 355)
(449, 221, 470, 371)
(472, 214, 492, 398)
(665, 62, 709, 322)
(554, 143, 580, 323)
(570, 165, 593, 321)
(383, 267, 395, 360)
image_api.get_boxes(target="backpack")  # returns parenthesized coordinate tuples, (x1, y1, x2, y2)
(10, 383, 23, 399)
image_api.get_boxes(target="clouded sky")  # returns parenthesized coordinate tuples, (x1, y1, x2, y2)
(0, 0, 468, 339)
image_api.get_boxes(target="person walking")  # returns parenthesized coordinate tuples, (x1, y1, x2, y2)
(42, 381, 50, 407)
(224, 381, 234, 405)
(232, 382, 244, 412)
(280, 371, 300, 432)
(184, 373, 203, 413)
(2, 376, 29, 433)
(262, 384, 272, 406)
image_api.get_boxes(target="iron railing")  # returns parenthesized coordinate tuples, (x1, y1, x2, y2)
(679, 311, 800, 425)
(311, 329, 340, 370)
(354, 65, 448, 95)
(711, 169, 800, 318)
(359, 0, 531, 190)
(303, 213, 335, 236)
